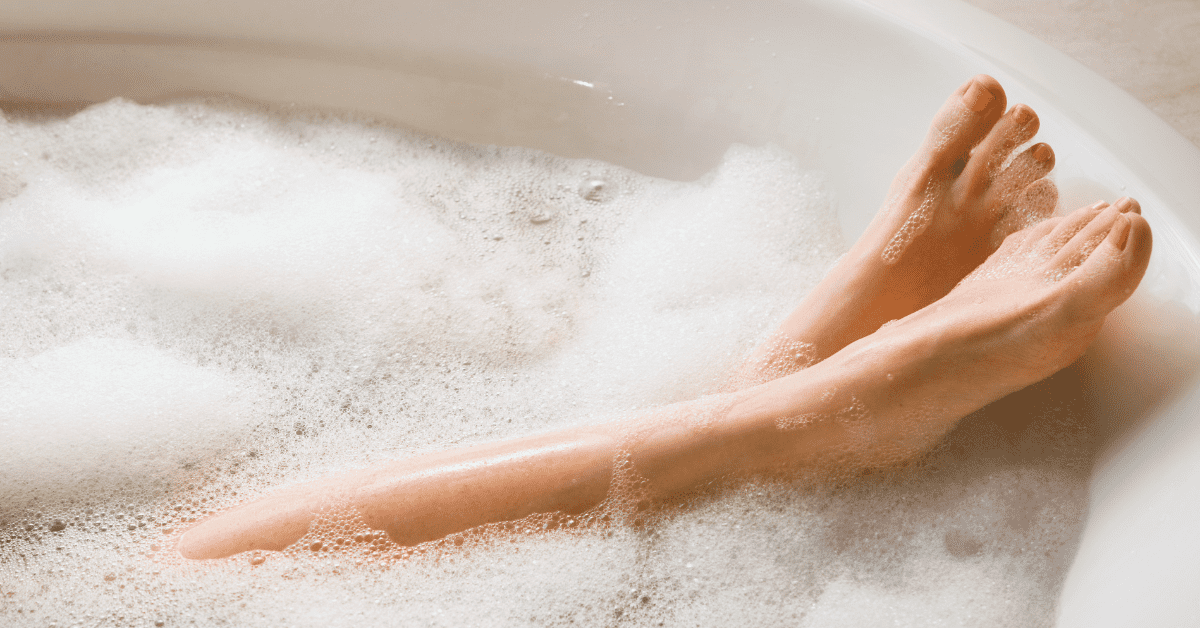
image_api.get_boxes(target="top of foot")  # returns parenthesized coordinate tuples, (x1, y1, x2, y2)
(735, 198, 1151, 473)
(847, 198, 1151, 463)
(739, 75, 1061, 384)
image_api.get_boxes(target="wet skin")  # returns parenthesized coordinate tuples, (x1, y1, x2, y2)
(177, 76, 1151, 560)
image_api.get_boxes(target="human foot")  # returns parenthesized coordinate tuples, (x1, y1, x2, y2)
(729, 199, 1151, 471)
(736, 75, 1059, 385)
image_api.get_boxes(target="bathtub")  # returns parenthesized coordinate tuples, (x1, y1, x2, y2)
(2, 0, 1199, 624)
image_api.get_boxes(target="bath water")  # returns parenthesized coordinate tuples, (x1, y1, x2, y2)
(0, 98, 1090, 627)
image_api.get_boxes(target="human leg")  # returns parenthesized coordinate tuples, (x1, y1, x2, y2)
(178, 201, 1149, 560)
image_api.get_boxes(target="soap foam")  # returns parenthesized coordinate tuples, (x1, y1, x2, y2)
(0, 98, 1090, 627)
(0, 337, 245, 513)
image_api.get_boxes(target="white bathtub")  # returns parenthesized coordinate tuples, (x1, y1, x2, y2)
(3, 0, 1199, 624)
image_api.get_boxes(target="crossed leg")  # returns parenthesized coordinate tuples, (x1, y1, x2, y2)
(176, 78, 1151, 561)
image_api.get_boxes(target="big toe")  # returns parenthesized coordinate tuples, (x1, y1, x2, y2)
(918, 75, 1008, 174)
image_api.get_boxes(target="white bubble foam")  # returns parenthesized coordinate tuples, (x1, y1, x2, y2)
(0, 97, 1090, 628)
(0, 338, 247, 513)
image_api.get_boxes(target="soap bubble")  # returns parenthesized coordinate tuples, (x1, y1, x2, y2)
(0, 97, 1086, 628)
(578, 178, 614, 202)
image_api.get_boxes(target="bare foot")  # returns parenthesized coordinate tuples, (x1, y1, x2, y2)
(727, 199, 1151, 471)
(735, 75, 1059, 385)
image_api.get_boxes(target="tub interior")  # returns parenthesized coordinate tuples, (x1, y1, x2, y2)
(3, 0, 1200, 625)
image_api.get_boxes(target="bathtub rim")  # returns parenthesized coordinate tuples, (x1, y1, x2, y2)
(3, 1, 1200, 626)
(864, 2, 1200, 626)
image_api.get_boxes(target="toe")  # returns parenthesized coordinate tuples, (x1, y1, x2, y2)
(1048, 203, 1125, 271)
(1039, 201, 1108, 256)
(1018, 177, 1058, 222)
(961, 104, 1043, 192)
(992, 178, 1058, 245)
(1015, 215, 1061, 252)
(917, 75, 1008, 174)
(1069, 212, 1152, 316)
(985, 142, 1055, 207)
(1112, 196, 1141, 215)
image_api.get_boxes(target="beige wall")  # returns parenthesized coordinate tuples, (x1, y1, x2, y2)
(965, 0, 1200, 149)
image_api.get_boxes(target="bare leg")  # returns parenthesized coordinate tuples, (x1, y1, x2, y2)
(177, 200, 1150, 559)
(733, 75, 1060, 386)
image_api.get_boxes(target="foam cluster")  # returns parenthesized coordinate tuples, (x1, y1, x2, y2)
(0, 98, 1091, 627)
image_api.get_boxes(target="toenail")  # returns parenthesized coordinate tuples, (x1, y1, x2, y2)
(1113, 214, 1132, 249)
(962, 80, 995, 113)
(1014, 106, 1034, 126)
(1033, 143, 1052, 162)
